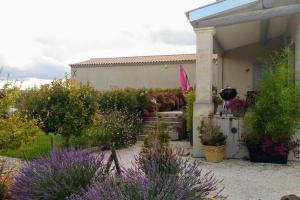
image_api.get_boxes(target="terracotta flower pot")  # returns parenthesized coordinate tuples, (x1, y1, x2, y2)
(202, 145, 226, 163)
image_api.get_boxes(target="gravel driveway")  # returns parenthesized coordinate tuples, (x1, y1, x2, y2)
(109, 141, 300, 200)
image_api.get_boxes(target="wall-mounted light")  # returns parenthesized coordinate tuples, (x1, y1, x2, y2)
(212, 54, 218, 65)
(285, 36, 294, 47)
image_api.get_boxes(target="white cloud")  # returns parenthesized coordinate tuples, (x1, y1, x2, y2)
(0, 0, 214, 80)
(0, 78, 53, 90)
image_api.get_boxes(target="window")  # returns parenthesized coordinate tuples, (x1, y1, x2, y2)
(252, 58, 266, 90)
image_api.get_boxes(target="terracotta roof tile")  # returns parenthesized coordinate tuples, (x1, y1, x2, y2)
(70, 53, 196, 67)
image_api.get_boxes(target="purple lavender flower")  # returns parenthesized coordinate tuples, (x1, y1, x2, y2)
(69, 150, 226, 200)
(11, 148, 106, 200)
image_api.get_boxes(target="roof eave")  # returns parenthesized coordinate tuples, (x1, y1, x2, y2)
(186, 0, 259, 23)
(70, 60, 197, 68)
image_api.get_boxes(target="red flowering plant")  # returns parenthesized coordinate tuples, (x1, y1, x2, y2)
(143, 91, 185, 116)
(225, 96, 248, 117)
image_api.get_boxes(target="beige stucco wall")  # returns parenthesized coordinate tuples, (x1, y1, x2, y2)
(71, 62, 196, 90)
(287, 14, 300, 73)
(287, 15, 300, 141)
(222, 37, 283, 97)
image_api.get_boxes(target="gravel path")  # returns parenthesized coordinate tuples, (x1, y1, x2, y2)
(1, 142, 300, 200)
(107, 141, 300, 200)
(0, 156, 20, 171)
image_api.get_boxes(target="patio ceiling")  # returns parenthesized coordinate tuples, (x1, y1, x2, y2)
(215, 15, 289, 50)
(187, 0, 300, 51)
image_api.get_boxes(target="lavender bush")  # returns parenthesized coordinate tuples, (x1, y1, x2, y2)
(137, 120, 178, 175)
(11, 132, 226, 199)
(11, 148, 106, 200)
(69, 151, 226, 200)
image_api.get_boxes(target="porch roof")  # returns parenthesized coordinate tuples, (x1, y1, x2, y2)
(187, 0, 258, 22)
(186, 0, 300, 28)
(186, 0, 300, 52)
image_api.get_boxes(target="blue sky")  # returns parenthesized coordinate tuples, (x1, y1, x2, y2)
(0, 0, 214, 86)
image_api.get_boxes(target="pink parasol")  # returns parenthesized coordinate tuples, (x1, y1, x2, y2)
(179, 65, 188, 93)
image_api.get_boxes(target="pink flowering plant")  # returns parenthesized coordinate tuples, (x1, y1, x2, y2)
(260, 136, 289, 156)
(225, 96, 248, 117)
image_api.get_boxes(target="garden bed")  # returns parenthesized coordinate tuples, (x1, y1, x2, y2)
(1, 141, 300, 200)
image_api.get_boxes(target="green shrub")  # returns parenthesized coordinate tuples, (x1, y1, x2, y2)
(243, 48, 300, 145)
(0, 84, 39, 150)
(86, 109, 140, 148)
(0, 114, 39, 150)
(98, 88, 184, 117)
(98, 89, 138, 115)
(18, 80, 99, 146)
(135, 89, 152, 116)
(17, 84, 49, 122)
(69, 134, 91, 148)
(184, 91, 195, 133)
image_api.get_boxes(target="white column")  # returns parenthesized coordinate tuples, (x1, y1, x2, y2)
(193, 27, 216, 157)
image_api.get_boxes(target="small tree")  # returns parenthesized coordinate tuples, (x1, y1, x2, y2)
(19, 79, 98, 146)
(0, 83, 39, 150)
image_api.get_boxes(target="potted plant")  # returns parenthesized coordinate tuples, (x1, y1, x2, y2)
(243, 48, 300, 164)
(198, 117, 227, 163)
(225, 96, 248, 117)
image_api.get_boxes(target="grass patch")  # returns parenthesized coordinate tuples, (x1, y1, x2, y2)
(0, 132, 64, 160)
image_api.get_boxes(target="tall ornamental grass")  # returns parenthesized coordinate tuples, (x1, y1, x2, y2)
(243, 48, 300, 145)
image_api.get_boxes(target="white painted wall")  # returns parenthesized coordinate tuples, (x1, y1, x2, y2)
(287, 14, 300, 153)
(71, 62, 196, 90)
(287, 14, 300, 73)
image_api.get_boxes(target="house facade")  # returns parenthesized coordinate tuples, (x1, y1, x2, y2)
(186, 0, 300, 159)
(70, 0, 300, 160)
(70, 54, 196, 91)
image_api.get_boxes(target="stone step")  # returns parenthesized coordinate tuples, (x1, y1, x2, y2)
(144, 116, 181, 122)
(156, 111, 183, 118)
(143, 127, 179, 133)
(137, 132, 180, 141)
(139, 131, 180, 141)
(137, 134, 147, 141)
(143, 128, 181, 141)
(141, 111, 185, 141)
(143, 121, 182, 128)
